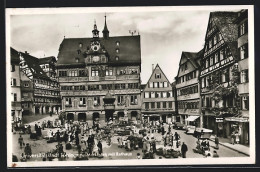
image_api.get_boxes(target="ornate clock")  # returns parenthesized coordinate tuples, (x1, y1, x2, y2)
(91, 41, 100, 52)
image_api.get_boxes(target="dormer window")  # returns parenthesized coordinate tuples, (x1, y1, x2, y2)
(116, 48, 120, 53)
(79, 43, 83, 48)
(155, 73, 161, 79)
(116, 41, 120, 46)
(115, 56, 119, 61)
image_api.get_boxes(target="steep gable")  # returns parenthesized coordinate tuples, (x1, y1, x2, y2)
(144, 64, 172, 91)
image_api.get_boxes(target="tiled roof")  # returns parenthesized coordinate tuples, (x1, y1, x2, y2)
(38, 56, 56, 65)
(57, 35, 141, 66)
(210, 11, 239, 59)
(183, 51, 200, 69)
(20, 52, 49, 79)
(11, 47, 20, 63)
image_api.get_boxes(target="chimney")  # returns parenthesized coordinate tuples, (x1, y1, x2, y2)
(25, 51, 29, 55)
(152, 64, 154, 71)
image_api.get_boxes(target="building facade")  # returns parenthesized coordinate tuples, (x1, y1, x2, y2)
(200, 12, 240, 137)
(56, 18, 142, 123)
(225, 9, 249, 144)
(141, 64, 175, 124)
(175, 51, 203, 127)
(19, 51, 61, 115)
(11, 48, 22, 122)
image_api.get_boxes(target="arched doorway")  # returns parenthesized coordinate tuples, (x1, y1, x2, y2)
(67, 113, 74, 121)
(78, 113, 87, 122)
(105, 110, 114, 122)
(45, 106, 50, 113)
(35, 106, 40, 114)
(131, 111, 138, 120)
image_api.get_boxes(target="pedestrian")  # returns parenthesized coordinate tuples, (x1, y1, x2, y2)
(24, 143, 32, 159)
(50, 111, 53, 117)
(215, 135, 219, 149)
(97, 140, 103, 155)
(231, 132, 235, 145)
(213, 150, 219, 158)
(181, 142, 188, 158)
(137, 153, 141, 159)
(18, 135, 24, 149)
(56, 130, 61, 142)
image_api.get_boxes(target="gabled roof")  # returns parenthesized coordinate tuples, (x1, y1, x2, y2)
(176, 49, 203, 78)
(38, 56, 56, 65)
(11, 47, 20, 64)
(207, 11, 239, 59)
(57, 35, 141, 66)
(20, 52, 49, 79)
(144, 64, 172, 90)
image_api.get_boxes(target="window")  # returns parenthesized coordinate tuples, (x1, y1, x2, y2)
(23, 93, 28, 97)
(155, 73, 161, 79)
(13, 93, 17, 102)
(79, 98, 86, 105)
(162, 92, 167, 98)
(91, 67, 99, 76)
(130, 95, 138, 105)
(209, 39, 212, 49)
(169, 102, 172, 108)
(156, 92, 161, 98)
(214, 53, 219, 63)
(242, 96, 249, 110)
(105, 67, 113, 76)
(24, 82, 29, 87)
(11, 64, 15, 72)
(11, 78, 17, 86)
(159, 82, 163, 88)
(117, 96, 124, 105)
(79, 43, 83, 48)
(88, 85, 99, 90)
(201, 78, 205, 88)
(59, 71, 67, 77)
(154, 82, 158, 88)
(163, 102, 167, 108)
(116, 41, 120, 46)
(115, 56, 119, 61)
(157, 102, 161, 108)
(149, 82, 153, 88)
(151, 102, 155, 109)
(240, 44, 248, 60)
(116, 48, 120, 53)
(151, 92, 155, 98)
(65, 98, 72, 105)
(163, 81, 168, 88)
(79, 70, 87, 76)
(94, 97, 100, 106)
(220, 50, 224, 61)
(213, 35, 217, 45)
(241, 70, 249, 83)
(145, 102, 149, 109)
(239, 21, 248, 36)
(210, 56, 214, 66)
(145, 92, 149, 98)
(68, 70, 78, 77)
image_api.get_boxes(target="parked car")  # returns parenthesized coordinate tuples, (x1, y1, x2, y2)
(185, 125, 196, 134)
(173, 122, 185, 130)
(194, 128, 213, 138)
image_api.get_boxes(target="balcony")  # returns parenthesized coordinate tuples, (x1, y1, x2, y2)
(21, 98, 33, 102)
(59, 77, 89, 82)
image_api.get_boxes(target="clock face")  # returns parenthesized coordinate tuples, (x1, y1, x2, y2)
(93, 56, 100, 62)
(91, 41, 100, 51)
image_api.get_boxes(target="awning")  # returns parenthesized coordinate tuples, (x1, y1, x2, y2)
(185, 115, 200, 122)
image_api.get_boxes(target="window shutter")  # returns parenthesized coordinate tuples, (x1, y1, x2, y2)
(238, 25, 241, 36)
(246, 96, 249, 110)
(245, 21, 248, 33)
(245, 69, 249, 82)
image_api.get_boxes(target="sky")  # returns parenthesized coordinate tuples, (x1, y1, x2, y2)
(10, 9, 214, 84)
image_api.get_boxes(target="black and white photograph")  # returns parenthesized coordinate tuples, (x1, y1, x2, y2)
(6, 6, 255, 167)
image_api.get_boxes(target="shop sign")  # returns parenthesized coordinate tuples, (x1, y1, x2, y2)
(216, 117, 224, 123)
